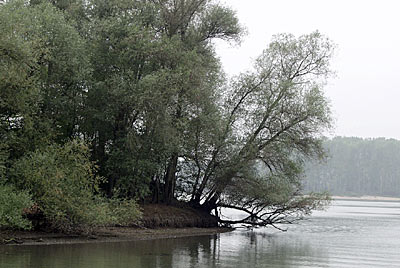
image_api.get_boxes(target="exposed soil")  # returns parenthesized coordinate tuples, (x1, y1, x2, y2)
(141, 203, 218, 228)
(0, 227, 232, 246)
(0, 204, 229, 246)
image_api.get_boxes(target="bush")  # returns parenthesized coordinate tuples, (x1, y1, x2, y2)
(108, 199, 142, 226)
(10, 140, 141, 232)
(88, 198, 142, 227)
(0, 184, 33, 230)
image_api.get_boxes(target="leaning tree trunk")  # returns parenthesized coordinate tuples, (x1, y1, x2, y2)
(200, 194, 220, 214)
(200, 166, 240, 213)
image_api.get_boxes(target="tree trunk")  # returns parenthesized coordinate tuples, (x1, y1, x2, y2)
(93, 132, 114, 197)
(163, 153, 178, 204)
(151, 175, 161, 203)
(200, 193, 220, 214)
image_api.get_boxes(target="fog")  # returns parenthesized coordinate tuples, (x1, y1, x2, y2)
(216, 0, 400, 140)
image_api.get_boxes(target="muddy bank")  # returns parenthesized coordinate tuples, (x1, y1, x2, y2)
(0, 227, 232, 246)
(141, 204, 218, 228)
(1, 204, 227, 246)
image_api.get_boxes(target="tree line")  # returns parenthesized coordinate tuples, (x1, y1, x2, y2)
(304, 137, 400, 197)
(1, 0, 334, 231)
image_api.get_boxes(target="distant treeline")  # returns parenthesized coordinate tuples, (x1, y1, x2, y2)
(304, 137, 400, 197)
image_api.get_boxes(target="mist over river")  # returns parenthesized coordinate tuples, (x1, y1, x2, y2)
(1, 199, 400, 268)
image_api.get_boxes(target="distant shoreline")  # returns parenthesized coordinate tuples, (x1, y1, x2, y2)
(332, 196, 400, 201)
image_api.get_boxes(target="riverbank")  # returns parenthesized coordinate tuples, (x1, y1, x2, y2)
(1, 203, 229, 246)
(0, 227, 232, 246)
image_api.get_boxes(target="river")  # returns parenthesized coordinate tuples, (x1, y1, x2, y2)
(1, 199, 400, 267)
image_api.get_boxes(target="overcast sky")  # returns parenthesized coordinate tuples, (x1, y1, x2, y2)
(216, 0, 400, 140)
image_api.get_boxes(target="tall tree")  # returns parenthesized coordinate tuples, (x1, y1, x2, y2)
(0, 0, 89, 161)
(82, 0, 242, 200)
(178, 32, 335, 227)
(154, 0, 242, 204)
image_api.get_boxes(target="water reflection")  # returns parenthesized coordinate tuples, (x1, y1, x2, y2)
(0, 231, 327, 268)
(219, 230, 328, 268)
(2, 200, 400, 268)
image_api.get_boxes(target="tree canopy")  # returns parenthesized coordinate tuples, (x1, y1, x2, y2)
(0, 0, 335, 230)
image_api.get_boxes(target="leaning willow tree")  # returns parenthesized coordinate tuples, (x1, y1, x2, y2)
(179, 32, 335, 229)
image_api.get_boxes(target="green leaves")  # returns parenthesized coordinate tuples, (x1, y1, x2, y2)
(179, 32, 335, 225)
(9, 140, 99, 231)
(0, 184, 33, 230)
(1, 0, 91, 159)
(1, 0, 333, 229)
(197, 4, 243, 43)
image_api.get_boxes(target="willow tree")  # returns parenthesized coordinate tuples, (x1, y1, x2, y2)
(151, 0, 243, 203)
(177, 32, 335, 228)
(0, 0, 90, 161)
(81, 0, 242, 200)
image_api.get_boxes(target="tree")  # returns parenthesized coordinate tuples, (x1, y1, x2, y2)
(82, 0, 242, 201)
(178, 32, 335, 228)
(0, 0, 141, 232)
(0, 0, 48, 159)
(1, 0, 335, 231)
(153, 0, 243, 204)
(0, 0, 90, 161)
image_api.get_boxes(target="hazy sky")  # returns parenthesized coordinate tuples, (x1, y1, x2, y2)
(216, 0, 400, 140)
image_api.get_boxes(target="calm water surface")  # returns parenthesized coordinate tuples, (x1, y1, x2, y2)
(1, 200, 400, 268)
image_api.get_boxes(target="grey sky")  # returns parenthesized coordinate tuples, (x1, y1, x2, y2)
(216, 0, 400, 140)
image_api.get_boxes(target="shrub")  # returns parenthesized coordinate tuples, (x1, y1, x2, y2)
(10, 139, 141, 232)
(88, 198, 142, 227)
(10, 140, 101, 232)
(106, 198, 142, 226)
(0, 184, 33, 230)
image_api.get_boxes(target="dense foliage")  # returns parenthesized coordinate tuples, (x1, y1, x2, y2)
(304, 137, 400, 197)
(9, 140, 140, 232)
(0, 184, 33, 230)
(0, 0, 334, 230)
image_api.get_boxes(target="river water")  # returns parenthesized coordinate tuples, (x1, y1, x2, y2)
(1, 199, 400, 268)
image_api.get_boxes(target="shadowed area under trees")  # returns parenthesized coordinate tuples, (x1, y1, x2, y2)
(1, 0, 334, 232)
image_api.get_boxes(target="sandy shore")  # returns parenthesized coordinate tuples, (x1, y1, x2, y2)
(0, 227, 233, 246)
(332, 195, 400, 201)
